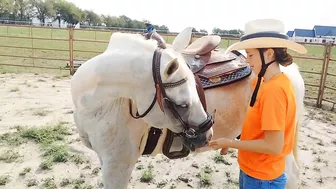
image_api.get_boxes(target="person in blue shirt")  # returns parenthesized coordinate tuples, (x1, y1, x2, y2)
(143, 20, 167, 49)
(144, 21, 155, 33)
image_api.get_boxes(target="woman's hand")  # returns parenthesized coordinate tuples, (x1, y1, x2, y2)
(208, 138, 232, 150)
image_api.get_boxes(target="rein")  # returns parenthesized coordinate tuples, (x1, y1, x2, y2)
(129, 48, 214, 139)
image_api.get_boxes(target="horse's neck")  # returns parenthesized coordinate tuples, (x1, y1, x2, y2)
(71, 51, 154, 110)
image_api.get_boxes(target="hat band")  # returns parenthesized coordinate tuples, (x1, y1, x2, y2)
(240, 32, 289, 41)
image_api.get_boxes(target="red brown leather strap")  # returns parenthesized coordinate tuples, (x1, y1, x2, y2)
(194, 74, 207, 111)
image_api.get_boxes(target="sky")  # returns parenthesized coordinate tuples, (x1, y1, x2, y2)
(67, 0, 335, 33)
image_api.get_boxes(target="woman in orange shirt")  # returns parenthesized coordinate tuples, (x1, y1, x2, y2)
(208, 19, 307, 189)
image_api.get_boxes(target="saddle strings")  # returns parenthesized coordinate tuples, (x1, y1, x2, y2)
(249, 50, 276, 107)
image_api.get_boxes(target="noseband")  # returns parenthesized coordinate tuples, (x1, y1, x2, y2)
(129, 48, 214, 139)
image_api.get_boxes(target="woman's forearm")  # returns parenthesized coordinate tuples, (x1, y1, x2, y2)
(229, 139, 282, 155)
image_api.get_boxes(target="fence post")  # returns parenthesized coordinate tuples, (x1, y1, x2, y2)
(317, 42, 332, 108)
(68, 27, 74, 75)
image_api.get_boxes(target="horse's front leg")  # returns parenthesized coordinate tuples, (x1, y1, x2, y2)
(100, 151, 137, 189)
(94, 128, 139, 189)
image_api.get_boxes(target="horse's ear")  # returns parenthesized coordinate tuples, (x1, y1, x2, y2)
(172, 27, 193, 53)
(163, 58, 179, 79)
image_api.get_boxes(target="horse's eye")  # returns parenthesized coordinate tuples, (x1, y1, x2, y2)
(178, 104, 188, 108)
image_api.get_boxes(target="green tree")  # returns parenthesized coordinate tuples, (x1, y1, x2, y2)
(13, 0, 34, 20)
(29, 0, 55, 25)
(200, 29, 208, 34)
(54, 0, 82, 26)
(84, 10, 101, 26)
(0, 0, 14, 18)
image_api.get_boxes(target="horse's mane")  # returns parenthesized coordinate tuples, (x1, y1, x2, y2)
(105, 32, 158, 54)
(99, 33, 160, 120)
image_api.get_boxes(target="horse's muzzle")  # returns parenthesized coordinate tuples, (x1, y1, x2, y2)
(180, 112, 214, 151)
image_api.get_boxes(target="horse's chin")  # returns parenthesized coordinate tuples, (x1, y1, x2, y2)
(182, 136, 208, 152)
(184, 142, 196, 152)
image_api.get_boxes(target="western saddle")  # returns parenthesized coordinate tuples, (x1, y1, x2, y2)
(181, 35, 251, 89)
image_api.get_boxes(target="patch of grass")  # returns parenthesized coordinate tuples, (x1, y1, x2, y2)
(0, 123, 87, 170)
(42, 144, 70, 163)
(0, 175, 10, 186)
(60, 178, 71, 187)
(203, 165, 213, 174)
(226, 171, 239, 185)
(213, 152, 225, 163)
(212, 152, 232, 165)
(42, 177, 56, 189)
(136, 164, 144, 170)
(19, 167, 32, 176)
(0, 149, 21, 163)
(0, 123, 71, 147)
(26, 178, 38, 187)
(314, 156, 323, 163)
(0, 126, 26, 146)
(157, 180, 168, 188)
(140, 163, 154, 183)
(39, 159, 53, 170)
(140, 168, 153, 183)
(300, 145, 309, 151)
(72, 174, 88, 188)
(20, 123, 71, 145)
(313, 166, 321, 172)
(198, 168, 212, 187)
(91, 167, 100, 175)
(71, 153, 89, 165)
(38, 144, 86, 170)
(32, 110, 50, 117)
(317, 176, 324, 184)
(9, 87, 19, 92)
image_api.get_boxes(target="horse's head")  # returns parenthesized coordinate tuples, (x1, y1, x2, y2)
(142, 48, 214, 150)
(103, 32, 214, 150)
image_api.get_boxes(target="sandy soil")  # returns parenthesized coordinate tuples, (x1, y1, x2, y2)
(0, 73, 335, 189)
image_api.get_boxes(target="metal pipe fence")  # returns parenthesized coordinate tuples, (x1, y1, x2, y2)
(0, 24, 334, 109)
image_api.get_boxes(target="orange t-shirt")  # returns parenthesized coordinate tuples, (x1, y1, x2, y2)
(238, 73, 297, 180)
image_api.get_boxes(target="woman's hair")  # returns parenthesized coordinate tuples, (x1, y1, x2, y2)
(259, 48, 293, 67)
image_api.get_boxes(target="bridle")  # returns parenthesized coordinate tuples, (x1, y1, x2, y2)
(129, 48, 214, 139)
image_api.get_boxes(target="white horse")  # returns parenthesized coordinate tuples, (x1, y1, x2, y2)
(70, 32, 214, 189)
(137, 27, 305, 189)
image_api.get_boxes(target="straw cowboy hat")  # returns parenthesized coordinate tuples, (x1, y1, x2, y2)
(225, 19, 307, 54)
(144, 20, 152, 25)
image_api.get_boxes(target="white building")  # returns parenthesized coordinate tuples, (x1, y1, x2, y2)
(287, 25, 336, 44)
(31, 17, 80, 28)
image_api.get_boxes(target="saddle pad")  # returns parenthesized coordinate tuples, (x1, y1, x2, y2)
(182, 35, 222, 55)
(199, 65, 252, 89)
(197, 60, 248, 79)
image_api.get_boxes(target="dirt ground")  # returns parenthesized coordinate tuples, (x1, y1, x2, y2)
(0, 73, 335, 189)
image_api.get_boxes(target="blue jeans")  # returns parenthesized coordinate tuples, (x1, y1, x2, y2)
(239, 170, 287, 189)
